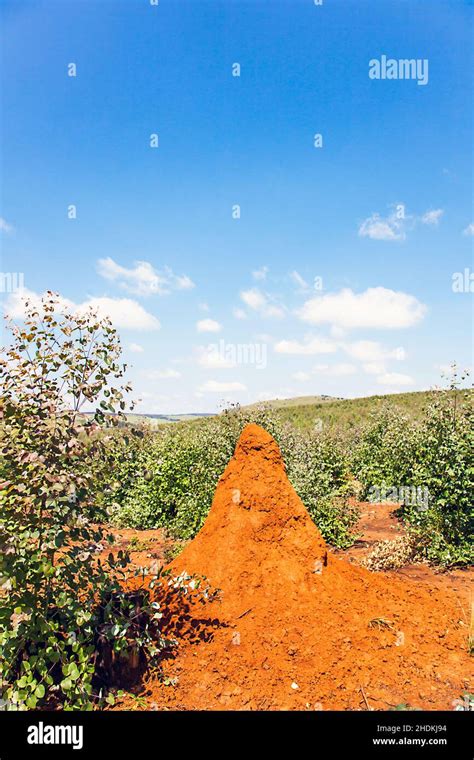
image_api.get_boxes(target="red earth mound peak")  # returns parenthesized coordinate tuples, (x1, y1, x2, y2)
(169, 423, 327, 605)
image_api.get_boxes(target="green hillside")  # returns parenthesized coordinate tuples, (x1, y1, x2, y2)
(246, 389, 472, 432)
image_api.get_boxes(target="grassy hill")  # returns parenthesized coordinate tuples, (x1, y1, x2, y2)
(244, 394, 342, 410)
(245, 389, 472, 432)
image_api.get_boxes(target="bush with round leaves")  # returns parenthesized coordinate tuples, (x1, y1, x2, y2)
(0, 293, 213, 710)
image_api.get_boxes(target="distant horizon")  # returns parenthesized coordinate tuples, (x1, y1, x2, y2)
(107, 383, 471, 418)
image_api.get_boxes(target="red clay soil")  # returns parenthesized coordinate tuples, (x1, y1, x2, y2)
(120, 424, 473, 711)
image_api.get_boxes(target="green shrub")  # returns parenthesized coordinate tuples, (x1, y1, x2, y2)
(351, 406, 420, 496)
(352, 379, 473, 567)
(0, 293, 212, 710)
(401, 387, 473, 566)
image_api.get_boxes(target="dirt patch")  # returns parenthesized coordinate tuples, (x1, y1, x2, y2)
(341, 502, 473, 607)
(96, 527, 183, 571)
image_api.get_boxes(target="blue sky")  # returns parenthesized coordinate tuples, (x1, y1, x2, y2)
(1, 0, 472, 413)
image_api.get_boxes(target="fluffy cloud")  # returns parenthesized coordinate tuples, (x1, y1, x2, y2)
(359, 205, 444, 241)
(146, 368, 181, 379)
(362, 362, 387, 375)
(313, 363, 357, 376)
(128, 342, 144, 353)
(84, 297, 160, 329)
(463, 223, 474, 236)
(358, 212, 405, 241)
(274, 336, 337, 355)
(344, 340, 406, 363)
(233, 307, 247, 320)
(196, 318, 222, 333)
(252, 266, 268, 281)
(3, 288, 161, 330)
(198, 380, 246, 393)
(421, 208, 444, 225)
(3, 288, 72, 319)
(376, 372, 414, 386)
(240, 288, 285, 319)
(195, 345, 233, 369)
(241, 288, 266, 310)
(0, 217, 13, 234)
(97, 257, 194, 297)
(297, 287, 426, 330)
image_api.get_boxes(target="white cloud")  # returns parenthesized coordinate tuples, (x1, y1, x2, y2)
(344, 340, 406, 363)
(294, 363, 356, 381)
(376, 372, 414, 386)
(313, 363, 356, 376)
(146, 368, 181, 379)
(128, 342, 144, 353)
(196, 318, 222, 333)
(421, 208, 444, 225)
(252, 266, 268, 281)
(3, 288, 72, 319)
(297, 287, 426, 330)
(240, 288, 285, 319)
(358, 212, 405, 241)
(330, 325, 346, 339)
(195, 345, 233, 369)
(3, 288, 161, 330)
(463, 223, 474, 236)
(97, 257, 195, 297)
(240, 288, 266, 310)
(264, 304, 286, 318)
(362, 362, 386, 375)
(172, 272, 195, 290)
(274, 336, 337, 355)
(80, 296, 160, 330)
(359, 205, 445, 240)
(198, 380, 246, 393)
(233, 307, 247, 320)
(0, 217, 13, 234)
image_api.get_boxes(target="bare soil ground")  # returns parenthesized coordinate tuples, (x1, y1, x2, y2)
(104, 500, 472, 712)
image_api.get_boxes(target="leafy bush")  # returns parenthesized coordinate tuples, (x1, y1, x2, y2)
(0, 293, 212, 710)
(352, 376, 473, 567)
(351, 406, 420, 496)
(400, 386, 473, 566)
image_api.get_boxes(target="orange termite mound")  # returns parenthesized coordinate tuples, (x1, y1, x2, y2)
(137, 424, 471, 711)
(168, 423, 328, 612)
